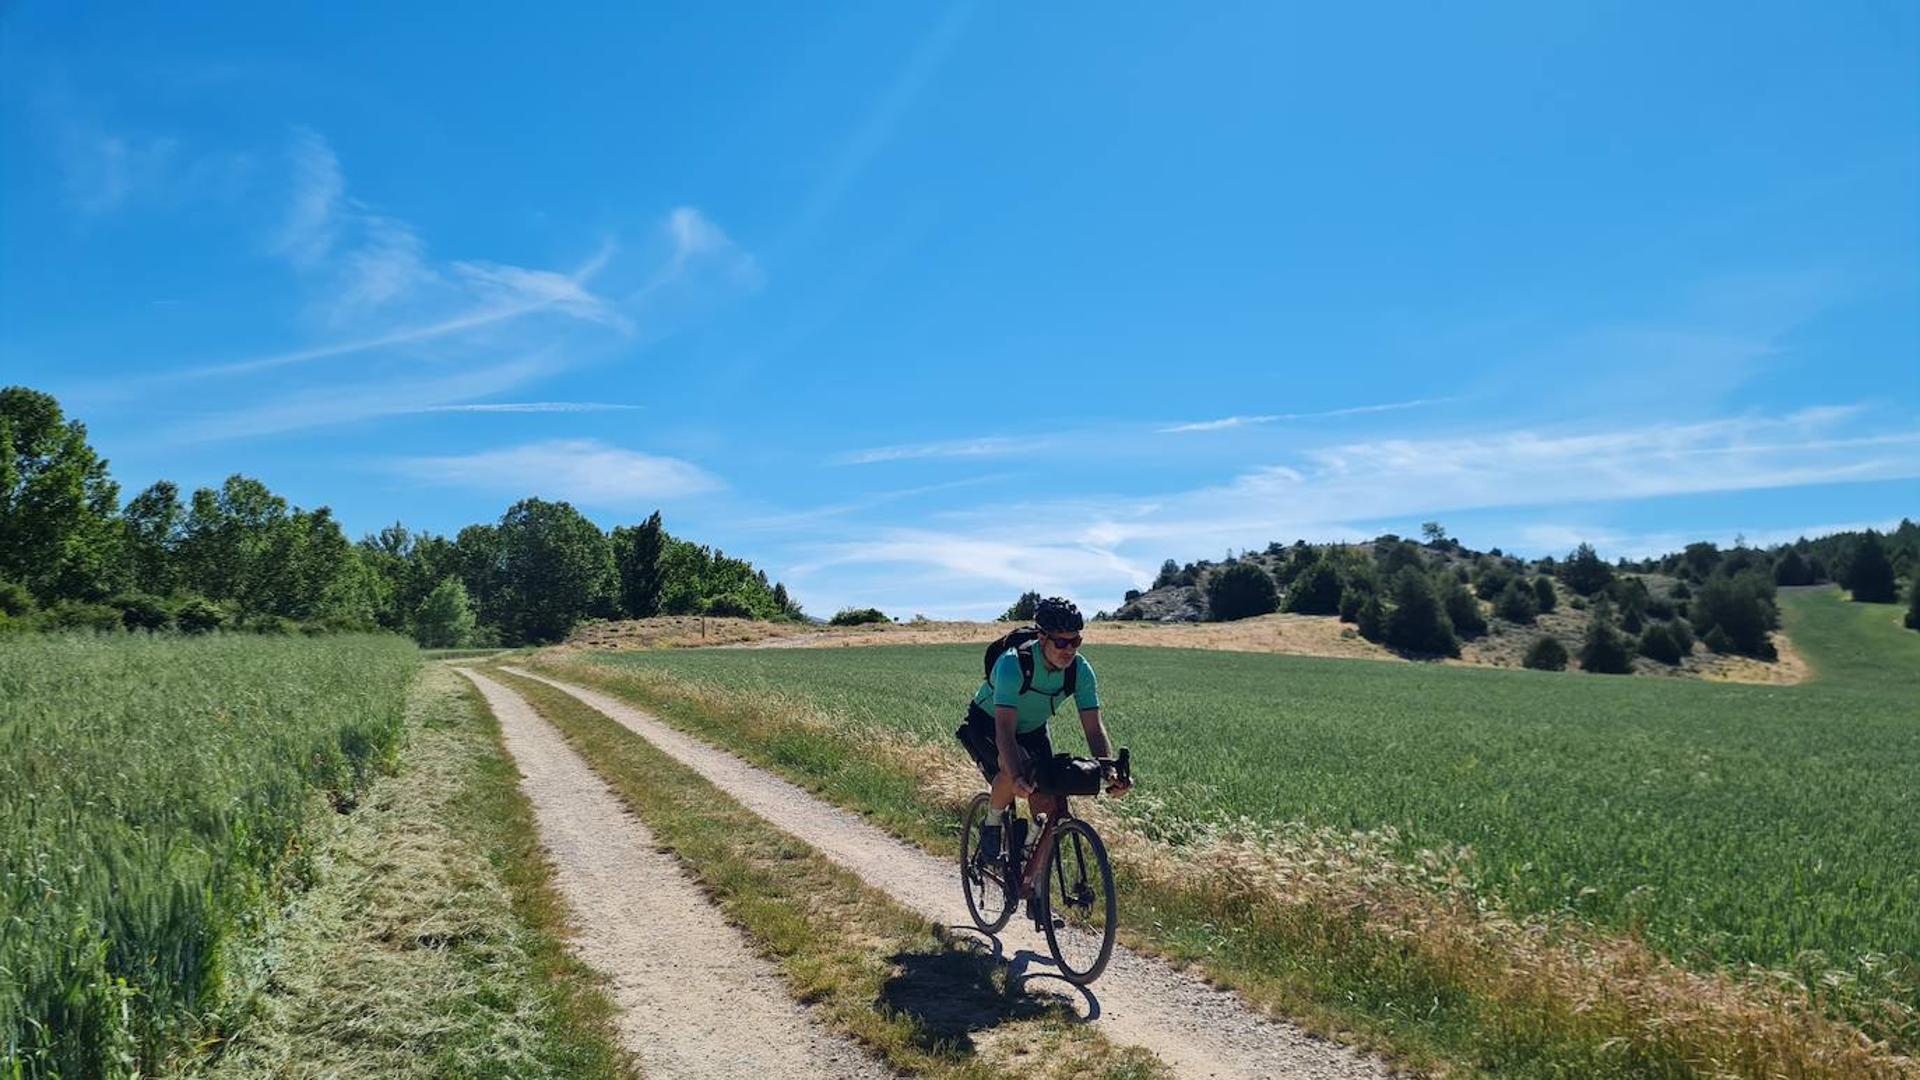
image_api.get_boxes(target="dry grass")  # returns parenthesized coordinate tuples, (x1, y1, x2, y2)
(568, 613, 1807, 685)
(529, 652, 1916, 1079)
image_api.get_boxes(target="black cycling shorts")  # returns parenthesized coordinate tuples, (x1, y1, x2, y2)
(957, 702, 1053, 783)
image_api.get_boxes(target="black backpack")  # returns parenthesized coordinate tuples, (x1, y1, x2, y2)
(982, 626, 1077, 699)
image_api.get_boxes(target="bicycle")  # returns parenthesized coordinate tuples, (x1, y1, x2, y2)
(958, 748, 1131, 984)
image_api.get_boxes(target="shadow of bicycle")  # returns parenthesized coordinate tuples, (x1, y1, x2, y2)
(876, 930, 1102, 1053)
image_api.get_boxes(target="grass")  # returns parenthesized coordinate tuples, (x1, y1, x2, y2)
(194, 665, 634, 1078)
(524, 587, 1918, 1076)
(0, 634, 418, 1079)
(484, 667, 1169, 1080)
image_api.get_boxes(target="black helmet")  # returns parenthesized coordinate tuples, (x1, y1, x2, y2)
(1034, 596, 1084, 633)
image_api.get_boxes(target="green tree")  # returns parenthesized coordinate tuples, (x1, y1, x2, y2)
(1002, 590, 1042, 622)
(1285, 557, 1343, 615)
(450, 523, 505, 630)
(413, 576, 478, 647)
(1906, 575, 1919, 631)
(1772, 547, 1814, 587)
(829, 607, 888, 626)
(0, 387, 123, 602)
(120, 481, 182, 595)
(1421, 521, 1448, 546)
(1579, 613, 1633, 674)
(1523, 635, 1569, 671)
(1558, 543, 1614, 596)
(1152, 559, 1180, 589)
(1384, 567, 1459, 656)
(1437, 573, 1487, 638)
(1495, 577, 1539, 623)
(1533, 575, 1558, 613)
(1844, 530, 1898, 603)
(1638, 623, 1682, 665)
(1207, 562, 1279, 621)
(494, 498, 615, 644)
(611, 511, 667, 618)
(1689, 571, 1779, 659)
(1355, 591, 1386, 641)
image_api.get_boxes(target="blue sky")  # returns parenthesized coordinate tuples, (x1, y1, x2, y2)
(3, 3, 1916, 619)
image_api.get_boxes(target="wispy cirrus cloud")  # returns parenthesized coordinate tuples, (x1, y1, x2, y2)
(832, 435, 1032, 466)
(406, 401, 644, 414)
(1158, 396, 1457, 434)
(395, 439, 722, 505)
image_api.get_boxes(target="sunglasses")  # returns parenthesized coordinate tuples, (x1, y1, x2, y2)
(1046, 634, 1083, 650)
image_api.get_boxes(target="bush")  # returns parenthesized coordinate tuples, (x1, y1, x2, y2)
(1533, 576, 1558, 613)
(829, 607, 889, 626)
(1356, 592, 1386, 641)
(173, 595, 228, 634)
(1579, 615, 1633, 674)
(1668, 579, 1691, 601)
(1122, 588, 1141, 603)
(1773, 548, 1815, 586)
(0, 580, 34, 617)
(412, 577, 478, 648)
(1558, 543, 1615, 596)
(40, 600, 123, 632)
(1845, 531, 1899, 603)
(1438, 575, 1487, 638)
(1284, 559, 1343, 615)
(1669, 617, 1695, 654)
(1384, 568, 1459, 656)
(1494, 578, 1538, 623)
(1207, 562, 1280, 621)
(1909, 577, 1919, 631)
(236, 613, 299, 635)
(110, 592, 173, 632)
(1523, 635, 1569, 671)
(1638, 623, 1683, 664)
(1001, 590, 1041, 622)
(704, 593, 758, 618)
(1689, 572, 1779, 659)
(1472, 560, 1514, 601)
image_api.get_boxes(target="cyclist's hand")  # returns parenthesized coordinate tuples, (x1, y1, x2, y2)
(1007, 750, 1034, 797)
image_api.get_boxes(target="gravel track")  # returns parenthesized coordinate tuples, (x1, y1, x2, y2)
(504, 665, 1395, 1080)
(458, 668, 891, 1080)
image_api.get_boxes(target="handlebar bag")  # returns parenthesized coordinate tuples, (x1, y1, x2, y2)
(1036, 754, 1104, 796)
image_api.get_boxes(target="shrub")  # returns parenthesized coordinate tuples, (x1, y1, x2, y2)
(1122, 588, 1141, 603)
(0, 580, 34, 617)
(109, 592, 174, 632)
(412, 577, 478, 648)
(1558, 543, 1615, 596)
(1845, 530, 1899, 603)
(40, 600, 123, 632)
(1284, 558, 1343, 615)
(173, 595, 228, 634)
(1669, 617, 1695, 654)
(236, 613, 299, 635)
(1523, 635, 1569, 671)
(1438, 575, 1488, 638)
(1207, 562, 1280, 621)
(1494, 578, 1538, 623)
(829, 607, 889, 626)
(1909, 576, 1920, 631)
(1644, 596, 1675, 621)
(1115, 604, 1144, 621)
(1773, 548, 1815, 586)
(1689, 572, 1779, 659)
(1356, 592, 1386, 641)
(1473, 560, 1514, 601)
(1001, 590, 1041, 622)
(1579, 615, 1633, 674)
(1152, 559, 1180, 589)
(704, 593, 759, 618)
(1638, 623, 1683, 665)
(1668, 579, 1691, 601)
(1533, 576, 1558, 613)
(1384, 568, 1459, 656)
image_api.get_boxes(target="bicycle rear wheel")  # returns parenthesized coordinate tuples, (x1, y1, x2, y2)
(1040, 818, 1116, 983)
(960, 793, 1014, 932)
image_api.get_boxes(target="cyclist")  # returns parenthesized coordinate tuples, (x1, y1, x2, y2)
(959, 596, 1130, 923)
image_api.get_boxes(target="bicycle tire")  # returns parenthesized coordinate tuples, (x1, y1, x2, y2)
(1040, 817, 1116, 984)
(960, 793, 1015, 932)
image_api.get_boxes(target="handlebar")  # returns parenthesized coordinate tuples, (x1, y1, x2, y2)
(1099, 747, 1131, 792)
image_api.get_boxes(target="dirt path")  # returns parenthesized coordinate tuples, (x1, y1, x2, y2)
(502, 666, 1394, 1080)
(457, 668, 891, 1080)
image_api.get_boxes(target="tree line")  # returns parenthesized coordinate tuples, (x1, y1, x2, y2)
(0, 387, 802, 645)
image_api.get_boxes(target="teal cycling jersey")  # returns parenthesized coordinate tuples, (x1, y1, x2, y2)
(971, 648, 1099, 733)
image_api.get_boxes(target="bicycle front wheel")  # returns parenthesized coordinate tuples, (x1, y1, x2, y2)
(960, 793, 1014, 932)
(1040, 818, 1117, 983)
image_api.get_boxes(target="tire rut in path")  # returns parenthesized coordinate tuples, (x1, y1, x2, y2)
(504, 666, 1395, 1080)
(458, 668, 890, 1080)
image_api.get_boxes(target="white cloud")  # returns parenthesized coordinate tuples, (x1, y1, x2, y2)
(1159, 396, 1456, 434)
(833, 435, 1032, 466)
(274, 128, 344, 267)
(406, 401, 644, 414)
(396, 440, 722, 504)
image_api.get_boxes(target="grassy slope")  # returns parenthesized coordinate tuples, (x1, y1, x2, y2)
(195, 664, 634, 1078)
